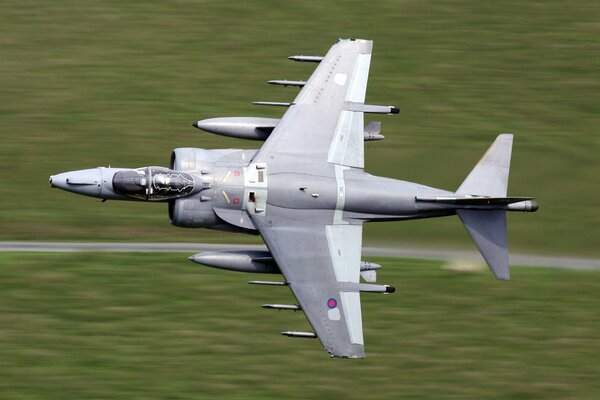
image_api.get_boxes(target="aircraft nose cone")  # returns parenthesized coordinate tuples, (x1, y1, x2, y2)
(49, 168, 102, 197)
(191, 121, 199, 129)
(49, 172, 69, 190)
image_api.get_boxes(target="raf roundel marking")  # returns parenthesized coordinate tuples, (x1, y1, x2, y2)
(327, 298, 337, 309)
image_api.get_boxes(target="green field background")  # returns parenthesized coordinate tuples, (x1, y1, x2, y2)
(0, 0, 598, 254)
(1, 253, 598, 399)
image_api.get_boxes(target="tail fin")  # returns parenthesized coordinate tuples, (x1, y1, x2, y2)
(457, 134, 512, 197)
(456, 134, 513, 280)
(456, 209, 509, 280)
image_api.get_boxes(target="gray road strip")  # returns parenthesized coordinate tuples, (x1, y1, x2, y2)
(1, 242, 599, 270)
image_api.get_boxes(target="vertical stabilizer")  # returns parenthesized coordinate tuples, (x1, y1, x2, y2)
(457, 134, 513, 197)
(455, 134, 515, 280)
(456, 209, 509, 280)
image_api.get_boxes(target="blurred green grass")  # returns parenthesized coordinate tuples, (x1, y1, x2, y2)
(0, 252, 597, 399)
(0, 0, 598, 255)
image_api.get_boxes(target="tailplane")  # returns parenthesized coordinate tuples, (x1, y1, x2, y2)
(457, 133, 513, 197)
(452, 134, 536, 280)
(456, 209, 509, 280)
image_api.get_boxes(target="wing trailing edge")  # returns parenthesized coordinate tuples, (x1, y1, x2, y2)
(452, 134, 538, 280)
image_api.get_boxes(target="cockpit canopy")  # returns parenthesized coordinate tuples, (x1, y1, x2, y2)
(113, 167, 197, 201)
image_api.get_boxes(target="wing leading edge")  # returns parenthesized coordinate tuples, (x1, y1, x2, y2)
(252, 39, 375, 173)
(248, 39, 382, 357)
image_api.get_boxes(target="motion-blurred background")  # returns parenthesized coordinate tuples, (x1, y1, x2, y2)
(0, 1, 598, 399)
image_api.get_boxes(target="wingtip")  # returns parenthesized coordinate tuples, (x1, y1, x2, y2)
(496, 132, 514, 143)
(493, 270, 511, 281)
(328, 349, 366, 359)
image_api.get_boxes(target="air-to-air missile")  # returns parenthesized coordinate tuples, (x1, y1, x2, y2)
(287, 55, 323, 63)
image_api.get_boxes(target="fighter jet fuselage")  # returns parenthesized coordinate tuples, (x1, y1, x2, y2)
(49, 148, 466, 234)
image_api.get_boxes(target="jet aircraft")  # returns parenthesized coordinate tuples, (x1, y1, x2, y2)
(50, 39, 538, 358)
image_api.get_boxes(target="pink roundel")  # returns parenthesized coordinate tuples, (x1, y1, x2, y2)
(327, 298, 337, 309)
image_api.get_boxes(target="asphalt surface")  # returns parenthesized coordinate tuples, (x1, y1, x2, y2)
(1, 242, 599, 270)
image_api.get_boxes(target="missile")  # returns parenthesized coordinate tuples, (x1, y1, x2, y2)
(287, 55, 323, 63)
(252, 101, 294, 107)
(364, 121, 384, 141)
(360, 261, 381, 271)
(261, 304, 301, 311)
(359, 260, 380, 282)
(248, 281, 288, 286)
(193, 117, 385, 142)
(267, 80, 306, 87)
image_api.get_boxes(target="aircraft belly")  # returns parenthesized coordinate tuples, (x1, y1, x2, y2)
(266, 173, 337, 210)
(210, 165, 259, 231)
(343, 172, 453, 217)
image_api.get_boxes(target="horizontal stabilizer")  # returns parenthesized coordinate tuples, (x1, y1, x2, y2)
(359, 261, 381, 271)
(281, 331, 317, 338)
(457, 209, 510, 280)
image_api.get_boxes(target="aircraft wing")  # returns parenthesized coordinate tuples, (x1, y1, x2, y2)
(246, 39, 393, 357)
(252, 39, 389, 173)
(249, 207, 368, 358)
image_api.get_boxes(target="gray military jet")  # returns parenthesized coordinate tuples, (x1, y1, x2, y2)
(50, 39, 538, 358)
